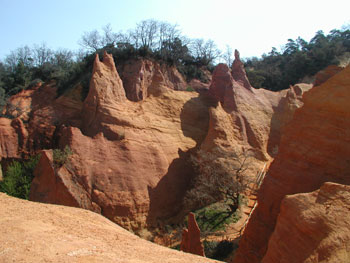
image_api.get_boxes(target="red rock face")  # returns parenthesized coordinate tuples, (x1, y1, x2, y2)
(0, 118, 22, 158)
(1, 80, 83, 155)
(1, 50, 310, 235)
(234, 65, 350, 263)
(82, 51, 126, 138)
(180, 213, 205, 257)
(27, 52, 211, 231)
(209, 63, 237, 109)
(31, 89, 210, 231)
(118, 59, 187, 101)
(261, 182, 350, 263)
(29, 150, 91, 210)
(206, 60, 309, 162)
(188, 79, 209, 92)
(313, 64, 343, 86)
(231, 49, 252, 91)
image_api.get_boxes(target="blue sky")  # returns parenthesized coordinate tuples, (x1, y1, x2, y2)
(0, 0, 349, 60)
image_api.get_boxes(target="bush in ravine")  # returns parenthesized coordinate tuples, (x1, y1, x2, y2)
(184, 150, 253, 215)
(204, 240, 237, 261)
(0, 155, 40, 199)
(53, 145, 73, 168)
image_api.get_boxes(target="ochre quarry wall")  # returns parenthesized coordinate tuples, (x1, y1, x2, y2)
(234, 65, 350, 263)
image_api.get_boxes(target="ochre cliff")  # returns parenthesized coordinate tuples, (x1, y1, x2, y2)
(0, 118, 23, 158)
(234, 65, 350, 263)
(82, 51, 127, 138)
(118, 58, 187, 101)
(200, 57, 310, 178)
(1, 51, 309, 235)
(262, 182, 350, 263)
(28, 52, 211, 232)
(0, 193, 220, 263)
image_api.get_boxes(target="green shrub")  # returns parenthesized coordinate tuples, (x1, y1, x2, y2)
(0, 87, 6, 114)
(0, 155, 40, 199)
(194, 202, 240, 233)
(28, 78, 42, 89)
(204, 240, 237, 260)
(53, 145, 73, 168)
(186, 86, 194, 92)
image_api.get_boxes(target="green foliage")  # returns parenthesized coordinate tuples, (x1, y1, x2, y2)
(55, 54, 93, 98)
(53, 145, 73, 168)
(245, 28, 350, 91)
(0, 155, 40, 199)
(178, 63, 210, 83)
(204, 240, 238, 261)
(186, 86, 194, 92)
(0, 46, 78, 100)
(194, 202, 240, 233)
(171, 244, 181, 251)
(0, 87, 6, 113)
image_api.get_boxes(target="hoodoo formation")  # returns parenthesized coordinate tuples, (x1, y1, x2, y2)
(180, 212, 205, 256)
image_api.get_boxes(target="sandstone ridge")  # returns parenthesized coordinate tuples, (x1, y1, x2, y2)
(234, 65, 350, 263)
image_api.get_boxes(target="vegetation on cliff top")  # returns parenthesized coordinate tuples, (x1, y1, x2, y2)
(245, 28, 350, 91)
(0, 20, 349, 111)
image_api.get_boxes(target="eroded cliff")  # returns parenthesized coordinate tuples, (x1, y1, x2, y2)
(262, 182, 350, 263)
(234, 65, 350, 262)
(1, 51, 308, 235)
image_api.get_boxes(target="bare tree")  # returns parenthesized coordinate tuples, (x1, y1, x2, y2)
(78, 20, 183, 54)
(222, 45, 233, 67)
(184, 150, 253, 214)
(101, 24, 116, 45)
(131, 19, 159, 49)
(101, 24, 128, 47)
(5, 46, 33, 70)
(190, 39, 221, 65)
(32, 43, 53, 67)
(79, 30, 102, 51)
(158, 21, 180, 50)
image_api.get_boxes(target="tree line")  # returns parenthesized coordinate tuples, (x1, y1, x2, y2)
(79, 21, 222, 67)
(0, 19, 226, 111)
(245, 26, 350, 91)
(0, 19, 349, 111)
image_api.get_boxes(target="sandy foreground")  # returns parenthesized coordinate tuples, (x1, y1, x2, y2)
(0, 193, 221, 263)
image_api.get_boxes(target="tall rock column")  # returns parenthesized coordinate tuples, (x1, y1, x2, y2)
(82, 51, 126, 138)
(231, 49, 252, 91)
(180, 213, 205, 257)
